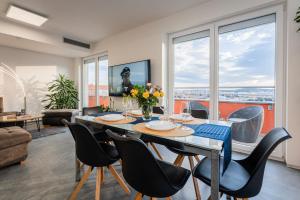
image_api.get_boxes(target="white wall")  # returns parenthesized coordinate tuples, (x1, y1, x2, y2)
(89, 0, 300, 168)
(286, 0, 300, 169)
(0, 45, 75, 114)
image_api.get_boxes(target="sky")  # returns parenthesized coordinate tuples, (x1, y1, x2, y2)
(174, 22, 276, 88)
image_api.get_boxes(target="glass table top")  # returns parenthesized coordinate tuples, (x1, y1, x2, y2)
(76, 115, 232, 151)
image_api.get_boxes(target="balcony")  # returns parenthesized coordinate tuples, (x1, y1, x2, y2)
(174, 86, 274, 135)
(86, 85, 274, 135)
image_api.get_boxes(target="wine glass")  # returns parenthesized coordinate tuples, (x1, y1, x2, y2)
(122, 96, 129, 119)
(181, 101, 191, 130)
(159, 104, 169, 121)
(127, 98, 133, 116)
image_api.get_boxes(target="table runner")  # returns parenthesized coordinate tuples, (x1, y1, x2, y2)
(186, 123, 231, 175)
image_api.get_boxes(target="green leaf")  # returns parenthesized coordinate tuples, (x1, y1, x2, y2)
(43, 73, 78, 109)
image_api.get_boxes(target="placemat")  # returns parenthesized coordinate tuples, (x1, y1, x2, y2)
(94, 116, 136, 125)
(133, 123, 194, 137)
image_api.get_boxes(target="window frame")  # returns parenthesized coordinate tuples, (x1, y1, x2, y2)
(167, 5, 285, 159)
(82, 52, 108, 108)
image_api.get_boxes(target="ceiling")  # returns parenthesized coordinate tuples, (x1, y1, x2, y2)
(0, 0, 208, 43)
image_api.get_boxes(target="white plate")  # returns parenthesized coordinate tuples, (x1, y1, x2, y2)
(145, 120, 177, 131)
(129, 110, 142, 116)
(99, 114, 125, 121)
(170, 114, 193, 121)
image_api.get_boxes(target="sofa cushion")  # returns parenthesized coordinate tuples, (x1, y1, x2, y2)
(0, 126, 32, 150)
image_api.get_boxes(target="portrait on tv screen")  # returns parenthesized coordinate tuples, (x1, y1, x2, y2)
(108, 60, 150, 96)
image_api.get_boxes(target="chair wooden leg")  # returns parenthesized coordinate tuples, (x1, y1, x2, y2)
(188, 156, 201, 200)
(69, 166, 93, 200)
(95, 167, 102, 200)
(174, 155, 185, 167)
(100, 167, 104, 184)
(166, 197, 172, 200)
(194, 155, 201, 163)
(150, 197, 157, 200)
(134, 192, 143, 200)
(108, 165, 130, 194)
(150, 142, 163, 160)
(173, 155, 183, 166)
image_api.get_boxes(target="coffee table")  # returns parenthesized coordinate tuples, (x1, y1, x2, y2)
(0, 114, 44, 131)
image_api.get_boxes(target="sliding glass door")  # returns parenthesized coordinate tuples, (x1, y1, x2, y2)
(172, 30, 211, 115)
(83, 59, 96, 107)
(82, 54, 109, 108)
(169, 6, 284, 158)
(218, 14, 276, 132)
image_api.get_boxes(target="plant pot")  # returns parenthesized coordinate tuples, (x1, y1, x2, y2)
(141, 104, 153, 121)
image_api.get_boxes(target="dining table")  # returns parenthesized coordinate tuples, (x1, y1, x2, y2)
(75, 113, 232, 200)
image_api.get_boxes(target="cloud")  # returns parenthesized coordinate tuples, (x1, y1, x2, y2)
(174, 23, 276, 88)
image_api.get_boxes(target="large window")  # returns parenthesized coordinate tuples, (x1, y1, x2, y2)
(173, 30, 210, 114)
(83, 59, 96, 107)
(83, 55, 109, 107)
(169, 7, 284, 156)
(218, 14, 276, 134)
(98, 55, 109, 106)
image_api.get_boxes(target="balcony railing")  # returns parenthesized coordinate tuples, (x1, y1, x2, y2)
(174, 86, 275, 135)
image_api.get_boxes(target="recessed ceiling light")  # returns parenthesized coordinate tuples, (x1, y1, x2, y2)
(6, 5, 48, 27)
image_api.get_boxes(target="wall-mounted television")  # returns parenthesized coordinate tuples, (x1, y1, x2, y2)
(108, 60, 151, 96)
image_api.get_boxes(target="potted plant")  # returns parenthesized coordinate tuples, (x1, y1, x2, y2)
(43, 74, 79, 109)
(129, 83, 164, 120)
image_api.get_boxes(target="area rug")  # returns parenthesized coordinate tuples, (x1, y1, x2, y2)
(29, 126, 68, 139)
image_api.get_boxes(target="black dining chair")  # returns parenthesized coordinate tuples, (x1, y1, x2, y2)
(106, 129, 191, 200)
(168, 107, 208, 200)
(184, 108, 209, 119)
(148, 106, 205, 199)
(193, 127, 291, 200)
(63, 120, 130, 200)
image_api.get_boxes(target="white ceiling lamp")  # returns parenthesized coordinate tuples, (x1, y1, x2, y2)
(6, 5, 48, 27)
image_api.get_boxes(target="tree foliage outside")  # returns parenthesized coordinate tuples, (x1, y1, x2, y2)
(43, 74, 79, 109)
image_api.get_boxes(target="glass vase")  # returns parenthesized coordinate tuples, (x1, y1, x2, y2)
(141, 104, 152, 121)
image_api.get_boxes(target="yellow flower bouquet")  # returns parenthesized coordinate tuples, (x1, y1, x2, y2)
(129, 83, 164, 120)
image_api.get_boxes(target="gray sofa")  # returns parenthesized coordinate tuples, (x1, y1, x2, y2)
(0, 126, 32, 168)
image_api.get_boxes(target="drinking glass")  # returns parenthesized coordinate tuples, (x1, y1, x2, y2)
(122, 96, 129, 119)
(181, 101, 191, 130)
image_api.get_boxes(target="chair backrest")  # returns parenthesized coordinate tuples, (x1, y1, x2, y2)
(106, 129, 176, 197)
(153, 106, 164, 114)
(229, 106, 263, 120)
(237, 127, 291, 197)
(183, 109, 208, 119)
(190, 100, 208, 112)
(229, 106, 264, 143)
(63, 120, 114, 167)
(82, 106, 103, 116)
(62, 119, 76, 140)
